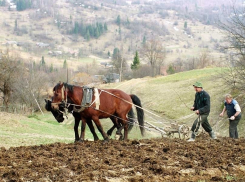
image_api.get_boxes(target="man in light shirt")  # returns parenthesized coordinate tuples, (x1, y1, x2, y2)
(220, 94, 242, 139)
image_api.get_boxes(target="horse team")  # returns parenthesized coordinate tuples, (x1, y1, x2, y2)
(45, 82, 145, 142)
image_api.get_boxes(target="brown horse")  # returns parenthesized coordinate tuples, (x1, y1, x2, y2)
(45, 98, 135, 141)
(51, 82, 145, 141)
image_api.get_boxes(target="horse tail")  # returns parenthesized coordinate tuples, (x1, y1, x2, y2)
(128, 108, 135, 132)
(130, 94, 145, 136)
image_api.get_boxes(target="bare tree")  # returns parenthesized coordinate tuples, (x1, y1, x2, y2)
(141, 39, 166, 76)
(111, 48, 127, 80)
(217, 4, 245, 90)
(0, 51, 22, 110)
(198, 49, 210, 69)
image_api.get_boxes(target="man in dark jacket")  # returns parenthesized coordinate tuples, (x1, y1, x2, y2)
(188, 81, 216, 141)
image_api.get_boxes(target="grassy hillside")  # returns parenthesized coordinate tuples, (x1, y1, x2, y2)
(0, 68, 244, 149)
(102, 67, 244, 137)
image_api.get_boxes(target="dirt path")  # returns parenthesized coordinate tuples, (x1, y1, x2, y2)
(1, 135, 245, 182)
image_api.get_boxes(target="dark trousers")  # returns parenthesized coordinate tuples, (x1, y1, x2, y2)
(229, 115, 241, 139)
(191, 114, 212, 133)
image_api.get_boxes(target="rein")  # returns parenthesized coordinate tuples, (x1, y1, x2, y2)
(193, 115, 201, 136)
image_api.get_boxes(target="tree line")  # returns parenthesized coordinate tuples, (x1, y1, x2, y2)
(71, 21, 108, 40)
(14, 0, 32, 11)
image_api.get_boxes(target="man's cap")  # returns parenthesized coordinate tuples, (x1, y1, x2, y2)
(193, 81, 202, 88)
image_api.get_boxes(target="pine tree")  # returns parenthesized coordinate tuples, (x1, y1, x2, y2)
(167, 65, 175, 75)
(131, 51, 140, 70)
(95, 27, 99, 38)
(86, 30, 90, 41)
(116, 15, 121, 25)
(126, 17, 130, 26)
(74, 22, 79, 34)
(119, 25, 121, 36)
(63, 59, 67, 69)
(41, 56, 45, 66)
(143, 35, 146, 45)
(14, 19, 18, 31)
(49, 64, 53, 72)
(184, 21, 187, 29)
(112, 48, 120, 61)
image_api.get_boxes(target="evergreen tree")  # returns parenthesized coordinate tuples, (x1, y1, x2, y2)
(57, 20, 61, 29)
(14, 19, 18, 31)
(95, 27, 99, 38)
(33, 61, 36, 68)
(86, 30, 90, 41)
(49, 64, 53, 72)
(116, 15, 121, 25)
(63, 59, 67, 69)
(98, 23, 103, 34)
(119, 25, 121, 36)
(143, 35, 146, 45)
(70, 15, 72, 24)
(131, 51, 140, 70)
(184, 21, 187, 29)
(167, 65, 175, 75)
(112, 48, 120, 60)
(108, 51, 110, 57)
(126, 17, 130, 26)
(74, 21, 79, 34)
(41, 56, 45, 66)
(16, 0, 31, 11)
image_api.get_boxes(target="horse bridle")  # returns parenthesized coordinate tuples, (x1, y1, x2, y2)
(50, 84, 70, 118)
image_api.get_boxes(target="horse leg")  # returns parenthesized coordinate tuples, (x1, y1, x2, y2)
(118, 114, 129, 140)
(108, 116, 123, 140)
(116, 125, 124, 140)
(92, 116, 109, 141)
(79, 118, 87, 141)
(87, 119, 99, 141)
(74, 117, 80, 142)
(107, 116, 120, 136)
(107, 124, 116, 136)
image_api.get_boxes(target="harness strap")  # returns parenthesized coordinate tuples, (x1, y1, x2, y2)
(89, 88, 102, 109)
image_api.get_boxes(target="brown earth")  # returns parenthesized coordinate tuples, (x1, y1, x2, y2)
(0, 134, 245, 182)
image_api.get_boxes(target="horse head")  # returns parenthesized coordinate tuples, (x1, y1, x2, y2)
(45, 99, 65, 123)
(51, 82, 66, 110)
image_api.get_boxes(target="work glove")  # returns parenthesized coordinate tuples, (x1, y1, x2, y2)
(230, 116, 235, 120)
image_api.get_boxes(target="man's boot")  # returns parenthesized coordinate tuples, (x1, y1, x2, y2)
(209, 130, 217, 139)
(187, 132, 196, 142)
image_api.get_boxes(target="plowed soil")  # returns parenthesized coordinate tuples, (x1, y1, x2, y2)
(1, 134, 245, 182)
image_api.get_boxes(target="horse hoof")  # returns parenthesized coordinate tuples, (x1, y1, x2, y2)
(115, 134, 122, 140)
(102, 137, 110, 143)
(74, 139, 83, 143)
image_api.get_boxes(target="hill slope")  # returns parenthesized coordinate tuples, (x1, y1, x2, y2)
(0, 0, 226, 70)
(0, 68, 244, 150)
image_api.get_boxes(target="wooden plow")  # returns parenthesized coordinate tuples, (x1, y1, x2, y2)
(144, 121, 190, 139)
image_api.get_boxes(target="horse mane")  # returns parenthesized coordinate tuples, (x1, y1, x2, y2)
(53, 82, 74, 92)
(64, 83, 74, 92)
